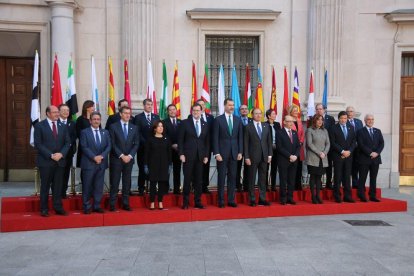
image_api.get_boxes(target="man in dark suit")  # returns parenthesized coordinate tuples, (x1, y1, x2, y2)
(109, 106, 140, 211)
(315, 103, 335, 189)
(357, 114, 384, 202)
(213, 98, 243, 208)
(105, 99, 130, 130)
(163, 104, 182, 194)
(133, 98, 159, 195)
(236, 104, 252, 192)
(80, 112, 111, 214)
(346, 106, 364, 189)
(329, 111, 357, 203)
(34, 105, 71, 217)
(178, 103, 209, 209)
(58, 104, 77, 198)
(276, 115, 301, 205)
(265, 108, 281, 191)
(244, 108, 273, 206)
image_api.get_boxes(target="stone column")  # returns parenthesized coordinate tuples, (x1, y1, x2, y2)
(122, 0, 156, 110)
(307, 0, 345, 112)
(46, 0, 78, 101)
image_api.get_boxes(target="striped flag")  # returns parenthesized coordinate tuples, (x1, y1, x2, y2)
(322, 68, 328, 109)
(159, 60, 168, 120)
(30, 50, 40, 146)
(191, 61, 197, 110)
(254, 66, 265, 121)
(91, 56, 99, 111)
(243, 64, 253, 117)
(231, 66, 241, 117)
(65, 57, 78, 121)
(51, 54, 63, 106)
(147, 59, 157, 114)
(292, 67, 301, 119)
(124, 59, 131, 107)
(107, 56, 115, 115)
(307, 69, 315, 118)
(201, 64, 211, 113)
(217, 64, 225, 115)
(269, 66, 277, 114)
(282, 66, 289, 123)
(172, 61, 181, 119)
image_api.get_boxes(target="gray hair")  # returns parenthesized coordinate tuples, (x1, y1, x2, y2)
(346, 106, 355, 112)
(364, 113, 374, 121)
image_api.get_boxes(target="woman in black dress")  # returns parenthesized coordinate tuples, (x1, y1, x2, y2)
(144, 120, 172, 210)
(76, 100, 95, 169)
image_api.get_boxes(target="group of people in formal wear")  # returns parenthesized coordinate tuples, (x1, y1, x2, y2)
(34, 96, 384, 217)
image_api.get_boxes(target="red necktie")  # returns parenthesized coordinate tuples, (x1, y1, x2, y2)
(288, 130, 293, 143)
(52, 121, 57, 139)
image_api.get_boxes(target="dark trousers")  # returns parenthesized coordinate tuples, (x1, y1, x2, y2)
(236, 158, 249, 191)
(216, 157, 237, 205)
(333, 158, 353, 200)
(39, 165, 64, 212)
(295, 161, 303, 190)
(171, 150, 181, 193)
(278, 160, 297, 202)
(351, 153, 359, 188)
(62, 157, 73, 197)
(109, 161, 133, 208)
(358, 163, 379, 200)
(137, 147, 148, 193)
(247, 161, 268, 202)
(309, 174, 322, 200)
(82, 166, 105, 211)
(202, 155, 211, 191)
(267, 147, 278, 189)
(325, 155, 333, 187)
(149, 181, 169, 202)
(183, 159, 203, 205)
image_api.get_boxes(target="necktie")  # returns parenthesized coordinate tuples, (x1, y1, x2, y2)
(256, 123, 262, 139)
(342, 125, 348, 139)
(95, 129, 101, 147)
(271, 124, 276, 144)
(123, 123, 128, 140)
(369, 128, 374, 139)
(146, 114, 151, 125)
(350, 120, 355, 129)
(228, 115, 233, 135)
(243, 118, 247, 126)
(52, 121, 57, 139)
(173, 118, 176, 128)
(288, 129, 293, 143)
(195, 120, 200, 137)
(62, 120, 66, 125)
(202, 114, 205, 122)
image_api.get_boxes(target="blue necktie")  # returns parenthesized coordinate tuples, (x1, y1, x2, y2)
(123, 123, 128, 140)
(256, 123, 262, 139)
(195, 120, 200, 137)
(342, 125, 348, 139)
(243, 118, 247, 126)
(95, 129, 101, 147)
(369, 128, 374, 140)
(146, 114, 151, 125)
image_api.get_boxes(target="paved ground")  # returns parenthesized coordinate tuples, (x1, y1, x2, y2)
(0, 182, 413, 275)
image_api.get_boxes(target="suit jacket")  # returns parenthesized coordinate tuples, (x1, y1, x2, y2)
(347, 118, 363, 134)
(109, 121, 140, 165)
(329, 123, 357, 161)
(357, 127, 384, 165)
(133, 112, 160, 146)
(80, 128, 111, 169)
(244, 121, 272, 163)
(58, 118, 77, 158)
(240, 116, 253, 127)
(105, 113, 134, 130)
(265, 120, 281, 145)
(276, 128, 301, 163)
(163, 117, 181, 144)
(323, 114, 336, 131)
(178, 118, 210, 161)
(212, 114, 243, 160)
(34, 119, 71, 167)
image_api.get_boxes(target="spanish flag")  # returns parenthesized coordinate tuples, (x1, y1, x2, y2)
(172, 61, 181, 119)
(254, 65, 265, 121)
(269, 66, 277, 113)
(191, 61, 197, 110)
(107, 56, 115, 115)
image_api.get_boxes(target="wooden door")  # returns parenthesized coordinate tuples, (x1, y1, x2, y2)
(400, 77, 414, 176)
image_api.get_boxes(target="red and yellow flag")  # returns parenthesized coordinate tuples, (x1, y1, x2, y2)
(269, 66, 277, 113)
(124, 59, 131, 107)
(292, 67, 301, 118)
(282, 66, 289, 123)
(191, 61, 197, 110)
(51, 54, 63, 106)
(172, 61, 181, 119)
(107, 56, 115, 115)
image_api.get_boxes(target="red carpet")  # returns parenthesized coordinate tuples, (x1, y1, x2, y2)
(1, 188, 407, 232)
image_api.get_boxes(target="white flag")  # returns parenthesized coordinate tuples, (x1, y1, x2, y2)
(91, 56, 99, 111)
(217, 64, 225, 115)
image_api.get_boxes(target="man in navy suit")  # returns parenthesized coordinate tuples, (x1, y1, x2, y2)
(34, 105, 71, 217)
(276, 115, 301, 205)
(357, 114, 384, 202)
(244, 108, 273, 206)
(236, 105, 252, 192)
(80, 112, 111, 214)
(58, 103, 77, 198)
(329, 111, 357, 203)
(133, 98, 159, 195)
(163, 104, 182, 194)
(213, 98, 243, 208)
(346, 106, 364, 189)
(109, 106, 140, 211)
(105, 99, 130, 130)
(178, 103, 210, 209)
(265, 108, 281, 191)
(315, 103, 335, 189)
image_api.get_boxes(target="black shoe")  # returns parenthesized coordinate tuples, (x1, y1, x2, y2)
(218, 203, 225, 208)
(61, 195, 67, 199)
(359, 197, 368, 202)
(258, 200, 270, 206)
(335, 199, 342, 203)
(93, 208, 104, 213)
(109, 206, 116, 212)
(227, 202, 238, 208)
(55, 210, 68, 216)
(173, 191, 181, 195)
(287, 200, 296, 205)
(123, 206, 132, 211)
(182, 203, 189, 210)
(325, 184, 333, 190)
(271, 187, 277, 192)
(40, 210, 49, 217)
(195, 203, 205, 209)
(344, 198, 356, 203)
(249, 201, 257, 207)
(138, 191, 144, 196)
(312, 198, 318, 204)
(280, 201, 286, 205)
(202, 189, 211, 194)
(316, 196, 323, 204)
(370, 197, 380, 202)
(84, 209, 91, 214)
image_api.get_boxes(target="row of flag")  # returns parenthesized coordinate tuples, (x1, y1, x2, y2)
(30, 52, 330, 144)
